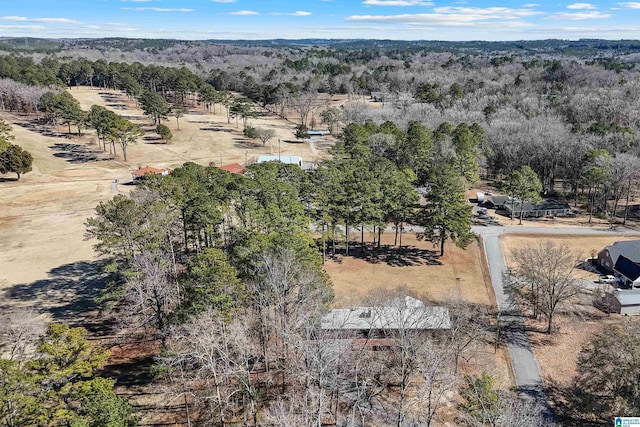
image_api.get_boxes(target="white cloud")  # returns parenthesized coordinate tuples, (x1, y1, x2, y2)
(433, 6, 542, 18)
(211, 0, 237, 2)
(567, 3, 597, 9)
(618, 1, 640, 8)
(363, 0, 433, 5)
(347, 11, 540, 27)
(551, 11, 611, 19)
(272, 11, 312, 16)
(0, 16, 81, 24)
(0, 24, 46, 30)
(229, 10, 259, 15)
(122, 7, 193, 12)
(521, 3, 540, 6)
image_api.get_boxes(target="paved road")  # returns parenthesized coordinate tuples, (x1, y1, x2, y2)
(473, 224, 640, 422)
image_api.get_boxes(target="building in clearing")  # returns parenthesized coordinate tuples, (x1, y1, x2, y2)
(503, 199, 571, 218)
(257, 155, 303, 167)
(217, 163, 245, 175)
(370, 91, 386, 102)
(599, 290, 640, 315)
(321, 295, 450, 338)
(597, 240, 640, 273)
(131, 166, 170, 181)
(483, 195, 512, 209)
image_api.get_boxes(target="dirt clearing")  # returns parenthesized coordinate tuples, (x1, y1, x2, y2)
(325, 232, 494, 308)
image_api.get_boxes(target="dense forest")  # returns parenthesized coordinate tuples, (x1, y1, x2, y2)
(2, 38, 640, 425)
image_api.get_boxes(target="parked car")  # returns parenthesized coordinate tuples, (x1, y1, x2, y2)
(596, 275, 618, 284)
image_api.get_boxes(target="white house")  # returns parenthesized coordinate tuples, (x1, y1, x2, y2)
(257, 155, 303, 167)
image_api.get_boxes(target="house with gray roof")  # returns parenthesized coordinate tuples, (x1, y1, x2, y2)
(597, 240, 640, 273)
(484, 195, 512, 209)
(614, 255, 640, 287)
(321, 295, 450, 338)
(503, 199, 571, 218)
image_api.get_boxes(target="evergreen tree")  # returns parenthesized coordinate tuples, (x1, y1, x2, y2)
(0, 143, 33, 180)
(139, 91, 170, 125)
(155, 123, 173, 143)
(503, 165, 543, 224)
(417, 165, 473, 256)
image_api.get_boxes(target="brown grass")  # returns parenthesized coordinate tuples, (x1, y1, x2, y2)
(500, 233, 634, 386)
(0, 86, 331, 317)
(325, 232, 494, 308)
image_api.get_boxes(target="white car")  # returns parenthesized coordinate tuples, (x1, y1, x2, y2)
(596, 275, 618, 284)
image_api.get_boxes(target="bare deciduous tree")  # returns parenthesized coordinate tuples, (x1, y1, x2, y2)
(508, 241, 581, 333)
(0, 308, 45, 362)
(122, 250, 178, 346)
(256, 127, 276, 146)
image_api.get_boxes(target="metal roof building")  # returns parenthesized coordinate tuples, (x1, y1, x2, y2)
(321, 296, 451, 333)
(257, 155, 303, 167)
(616, 290, 640, 315)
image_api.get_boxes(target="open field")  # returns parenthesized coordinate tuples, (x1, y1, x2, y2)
(326, 232, 494, 308)
(0, 86, 329, 319)
(500, 233, 636, 386)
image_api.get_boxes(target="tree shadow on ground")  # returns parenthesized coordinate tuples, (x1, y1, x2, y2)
(499, 317, 537, 349)
(233, 139, 258, 149)
(102, 356, 155, 387)
(18, 119, 75, 139)
(143, 136, 165, 143)
(326, 241, 443, 267)
(100, 341, 159, 387)
(1, 259, 110, 332)
(517, 383, 557, 425)
(199, 127, 234, 133)
(0, 176, 19, 182)
(50, 142, 113, 163)
(545, 380, 605, 427)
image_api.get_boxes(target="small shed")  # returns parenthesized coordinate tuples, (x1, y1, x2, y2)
(601, 291, 640, 315)
(131, 166, 170, 181)
(618, 292, 640, 315)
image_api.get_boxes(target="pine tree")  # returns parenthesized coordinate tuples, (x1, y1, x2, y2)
(417, 165, 473, 256)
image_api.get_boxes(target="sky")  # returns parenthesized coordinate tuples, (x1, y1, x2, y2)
(1, 0, 640, 41)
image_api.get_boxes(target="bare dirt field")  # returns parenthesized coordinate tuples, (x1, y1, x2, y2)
(0, 86, 329, 321)
(500, 233, 635, 386)
(325, 232, 494, 308)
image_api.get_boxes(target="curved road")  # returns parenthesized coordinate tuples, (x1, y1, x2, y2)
(473, 224, 640, 421)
